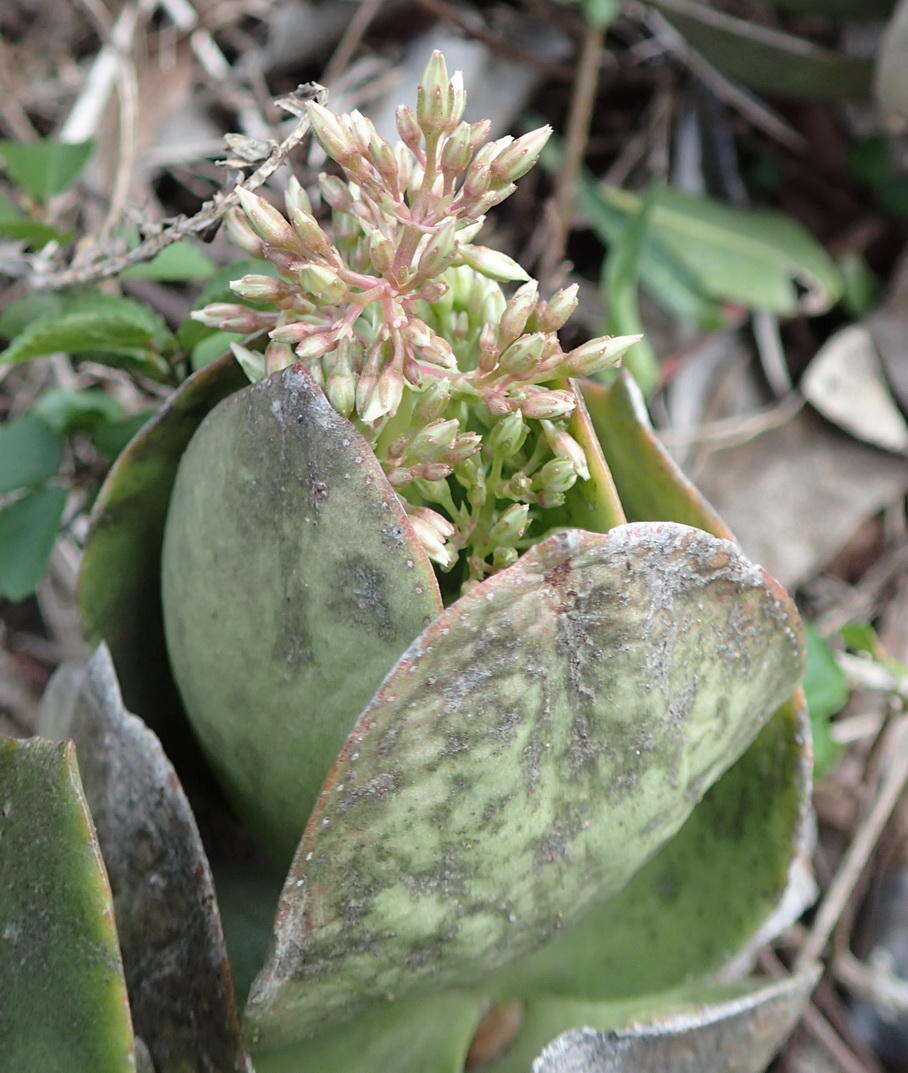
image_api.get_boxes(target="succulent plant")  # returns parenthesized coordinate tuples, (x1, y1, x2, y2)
(3, 55, 817, 1073)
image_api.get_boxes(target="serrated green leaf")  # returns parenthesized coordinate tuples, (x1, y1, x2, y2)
(803, 623, 847, 775)
(0, 413, 63, 492)
(79, 354, 247, 754)
(161, 366, 443, 863)
(0, 737, 135, 1072)
(122, 240, 215, 281)
(0, 484, 67, 600)
(246, 522, 804, 1045)
(31, 388, 124, 436)
(38, 646, 250, 1073)
(0, 138, 94, 199)
(596, 183, 842, 316)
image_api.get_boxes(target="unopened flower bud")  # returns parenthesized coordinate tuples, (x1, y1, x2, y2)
(469, 119, 492, 152)
(458, 244, 529, 283)
(470, 184, 517, 218)
(409, 418, 460, 461)
(408, 509, 457, 570)
(499, 281, 539, 348)
(236, 188, 300, 251)
(517, 389, 576, 420)
(306, 101, 354, 163)
(294, 330, 337, 360)
(487, 411, 528, 459)
(224, 208, 265, 257)
(535, 458, 578, 495)
(419, 279, 449, 303)
(565, 334, 643, 377)
(229, 274, 292, 303)
(417, 218, 457, 279)
(318, 174, 353, 214)
(361, 362, 404, 423)
(536, 284, 579, 332)
(441, 122, 473, 176)
(447, 71, 466, 131)
(489, 503, 529, 545)
(492, 546, 519, 570)
(417, 51, 450, 135)
(230, 343, 266, 383)
(396, 105, 422, 154)
(446, 432, 482, 463)
(415, 379, 452, 420)
(413, 461, 453, 482)
(284, 197, 333, 261)
(192, 303, 276, 332)
(541, 420, 590, 480)
(499, 332, 547, 377)
(264, 340, 293, 375)
(489, 126, 551, 185)
(324, 344, 357, 416)
(369, 230, 395, 277)
(284, 175, 311, 218)
(369, 134, 399, 188)
(297, 263, 347, 304)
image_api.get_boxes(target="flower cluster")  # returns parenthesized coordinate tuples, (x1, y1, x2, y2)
(195, 52, 638, 586)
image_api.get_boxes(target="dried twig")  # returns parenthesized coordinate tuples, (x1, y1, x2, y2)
(22, 86, 325, 291)
(835, 947, 908, 1016)
(796, 716, 908, 971)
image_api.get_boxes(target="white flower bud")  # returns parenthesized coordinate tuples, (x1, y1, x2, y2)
(457, 244, 529, 283)
(565, 334, 643, 377)
(236, 188, 300, 251)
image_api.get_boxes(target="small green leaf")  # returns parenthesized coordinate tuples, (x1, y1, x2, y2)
(594, 183, 843, 316)
(91, 409, 158, 461)
(123, 240, 215, 282)
(246, 523, 804, 1045)
(0, 138, 94, 199)
(0, 293, 174, 380)
(0, 413, 63, 493)
(0, 484, 67, 600)
(0, 737, 135, 1073)
(0, 218, 72, 247)
(31, 388, 124, 436)
(803, 623, 847, 775)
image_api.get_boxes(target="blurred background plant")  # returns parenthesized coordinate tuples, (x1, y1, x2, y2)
(1, 1, 907, 1070)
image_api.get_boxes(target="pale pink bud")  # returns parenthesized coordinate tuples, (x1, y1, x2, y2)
(498, 280, 539, 348)
(417, 218, 457, 279)
(417, 51, 450, 135)
(368, 230, 395, 277)
(265, 340, 294, 375)
(489, 126, 552, 185)
(318, 174, 353, 213)
(224, 208, 264, 257)
(534, 458, 577, 494)
(541, 420, 590, 480)
(446, 432, 482, 464)
(297, 264, 347, 304)
(489, 503, 529, 546)
(565, 334, 643, 376)
(236, 188, 299, 251)
(284, 175, 311, 218)
(191, 303, 276, 332)
(499, 332, 547, 377)
(536, 284, 579, 332)
(469, 119, 492, 152)
(409, 418, 459, 461)
(396, 105, 422, 155)
(457, 244, 529, 283)
(517, 389, 576, 420)
(306, 101, 355, 163)
(414, 379, 451, 420)
(229, 275, 292, 303)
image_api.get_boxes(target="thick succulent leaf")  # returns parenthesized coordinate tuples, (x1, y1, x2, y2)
(0, 737, 135, 1072)
(555, 380, 625, 531)
(161, 365, 443, 862)
(582, 372, 731, 537)
(246, 521, 804, 1047)
(253, 992, 486, 1073)
(518, 969, 819, 1073)
(37, 645, 250, 1073)
(490, 693, 813, 1000)
(78, 353, 246, 753)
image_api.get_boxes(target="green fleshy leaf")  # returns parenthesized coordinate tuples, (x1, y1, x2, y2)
(246, 522, 804, 1046)
(31, 388, 124, 436)
(78, 354, 247, 753)
(161, 366, 443, 862)
(0, 484, 66, 600)
(252, 992, 485, 1072)
(0, 413, 63, 493)
(489, 970, 819, 1073)
(491, 694, 812, 1000)
(582, 372, 731, 537)
(38, 647, 250, 1073)
(122, 240, 215, 281)
(803, 623, 847, 775)
(0, 737, 135, 1072)
(0, 138, 94, 198)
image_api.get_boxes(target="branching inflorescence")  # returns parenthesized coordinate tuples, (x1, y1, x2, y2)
(195, 52, 639, 587)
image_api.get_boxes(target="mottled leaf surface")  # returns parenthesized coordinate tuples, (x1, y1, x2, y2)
(528, 969, 819, 1073)
(254, 991, 486, 1073)
(0, 737, 135, 1073)
(78, 353, 246, 750)
(490, 695, 813, 1000)
(582, 373, 730, 537)
(161, 365, 442, 862)
(37, 645, 250, 1073)
(247, 522, 804, 1046)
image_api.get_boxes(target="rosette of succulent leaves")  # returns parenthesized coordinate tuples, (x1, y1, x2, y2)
(195, 52, 639, 590)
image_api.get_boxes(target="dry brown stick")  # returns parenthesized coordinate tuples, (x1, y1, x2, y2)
(322, 0, 385, 87)
(25, 86, 325, 291)
(540, 20, 604, 285)
(796, 716, 908, 971)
